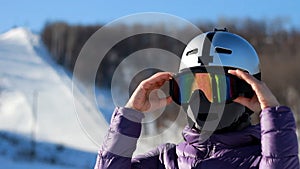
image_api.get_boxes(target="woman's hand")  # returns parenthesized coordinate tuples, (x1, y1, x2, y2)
(125, 72, 173, 113)
(228, 69, 280, 113)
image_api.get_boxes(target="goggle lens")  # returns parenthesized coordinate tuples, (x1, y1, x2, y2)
(170, 72, 249, 104)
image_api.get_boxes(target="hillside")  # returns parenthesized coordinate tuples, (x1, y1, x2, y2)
(0, 27, 108, 168)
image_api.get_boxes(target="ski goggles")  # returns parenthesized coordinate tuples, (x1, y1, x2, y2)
(169, 68, 254, 105)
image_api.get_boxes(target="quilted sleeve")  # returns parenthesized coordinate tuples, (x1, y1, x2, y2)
(259, 106, 300, 169)
(94, 107, 144, 169)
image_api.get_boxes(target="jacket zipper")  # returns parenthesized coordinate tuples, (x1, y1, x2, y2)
(209, 144, 216, 157)
(205, 142, 216, 158)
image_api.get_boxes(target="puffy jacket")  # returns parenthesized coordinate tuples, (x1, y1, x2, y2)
(94, 106, 299, 169)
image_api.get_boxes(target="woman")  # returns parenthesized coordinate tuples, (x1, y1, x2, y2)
(95, 29, 299, 169)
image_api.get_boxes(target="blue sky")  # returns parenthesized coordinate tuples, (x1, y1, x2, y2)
(0, 0, 299, 33)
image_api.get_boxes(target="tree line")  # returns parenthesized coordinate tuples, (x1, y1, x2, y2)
(41, 18, 300, 129)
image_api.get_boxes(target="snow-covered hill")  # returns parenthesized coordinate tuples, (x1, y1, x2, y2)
(0, 130, 96, 169)
(0, 27, 109, 168)
(0, 27, 187, 168)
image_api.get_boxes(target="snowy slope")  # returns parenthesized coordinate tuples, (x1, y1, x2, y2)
(0, 27, 110, 168)
(0, 27, 186, 168)
(0, 130, 96, 169)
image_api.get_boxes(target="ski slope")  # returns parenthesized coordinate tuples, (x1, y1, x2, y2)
(0, 27, 109, 151)
(0, 27, 109, 168)
(0, 27, 186, 168)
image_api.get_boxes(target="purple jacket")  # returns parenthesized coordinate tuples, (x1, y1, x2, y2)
(95, 106, 299, 169)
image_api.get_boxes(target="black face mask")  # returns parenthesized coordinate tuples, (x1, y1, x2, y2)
(183, 90, 251, 133)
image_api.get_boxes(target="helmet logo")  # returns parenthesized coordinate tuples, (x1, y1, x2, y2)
(198, 36, 213, 65)
(198, 32, 215, 66)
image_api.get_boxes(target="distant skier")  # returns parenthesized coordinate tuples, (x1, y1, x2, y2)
(94, 29, 299, 168)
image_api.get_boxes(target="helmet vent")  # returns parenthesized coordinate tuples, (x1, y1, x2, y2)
(186, 48, 198, 56)
(215, 46, 232, 54)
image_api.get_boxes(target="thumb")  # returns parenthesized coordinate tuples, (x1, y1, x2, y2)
(156, 96, 172, 109)
(166, 96, 173, 104)
(233, 95, 261, 113)
(233, 96, 252, 108)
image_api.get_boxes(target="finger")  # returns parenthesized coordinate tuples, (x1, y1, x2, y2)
(147, 72, 172, 82)
(229, 69, 260, 84)
(147, 90, 172, 111)
(141, 72, 172, 89)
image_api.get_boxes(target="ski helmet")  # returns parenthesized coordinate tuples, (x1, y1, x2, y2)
(178, 28, 261, 132)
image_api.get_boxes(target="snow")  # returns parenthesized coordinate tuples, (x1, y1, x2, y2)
(0, 131, 96, 169)
(0, 157, 77, 169)
(0, 27, 186, 168)
(0, 27, 108, 151)
(0, 27, 108, 168)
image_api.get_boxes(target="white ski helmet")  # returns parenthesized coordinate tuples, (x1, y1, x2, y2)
(179, 28, 261, 132)
(179, 28, 260, 75)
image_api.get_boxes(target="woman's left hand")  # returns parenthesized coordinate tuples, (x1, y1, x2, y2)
(228, 69, 280, 114)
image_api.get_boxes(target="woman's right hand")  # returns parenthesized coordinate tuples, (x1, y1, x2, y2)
(125, 72, 173, 113)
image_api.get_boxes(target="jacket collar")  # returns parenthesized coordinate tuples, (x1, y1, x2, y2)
(182, 124, 261, 148)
